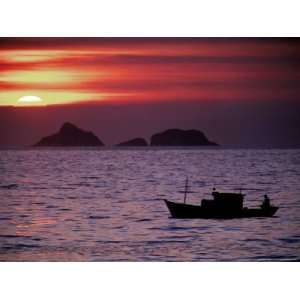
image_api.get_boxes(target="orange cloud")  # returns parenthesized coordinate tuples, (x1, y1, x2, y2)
(0, 38, 299, 106)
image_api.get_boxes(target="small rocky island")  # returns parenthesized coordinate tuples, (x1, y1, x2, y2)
(34, 122, 104, 147)
(116, 138, 148, 147)
(150, 129, 218, 146)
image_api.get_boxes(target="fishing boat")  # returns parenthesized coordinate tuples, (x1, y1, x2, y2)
(164, 178, 279, 219)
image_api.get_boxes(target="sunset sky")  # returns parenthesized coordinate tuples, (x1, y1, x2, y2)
(0, 38, 299, 146)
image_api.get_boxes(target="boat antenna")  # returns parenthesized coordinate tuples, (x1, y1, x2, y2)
(184, 176, 189, 204)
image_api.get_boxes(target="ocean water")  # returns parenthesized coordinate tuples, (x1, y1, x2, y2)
(0, 148, 299, 261)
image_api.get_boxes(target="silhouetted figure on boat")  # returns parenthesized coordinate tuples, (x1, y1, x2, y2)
(212, 187, 219, 198)
(261, 194, 271, 210)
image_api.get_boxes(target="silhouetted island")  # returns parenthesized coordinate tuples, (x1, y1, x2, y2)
(150, 129, 218, 146)
(116, 138, 148, 147)
(34, 122, 104, 147)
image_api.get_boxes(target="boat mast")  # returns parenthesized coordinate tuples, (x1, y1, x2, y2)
(184, 177, 188, 204)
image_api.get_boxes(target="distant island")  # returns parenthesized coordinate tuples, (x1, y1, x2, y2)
(116, 138, 148, 147)
(33, 123, 218, 147)
(34, 122, 104, 147)
(150, 129, 218, 146)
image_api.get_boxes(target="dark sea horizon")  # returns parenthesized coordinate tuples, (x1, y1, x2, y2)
(0, 147, 299, 261)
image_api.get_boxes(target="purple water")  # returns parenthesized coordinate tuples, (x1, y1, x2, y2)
(0, 148, 299, 261)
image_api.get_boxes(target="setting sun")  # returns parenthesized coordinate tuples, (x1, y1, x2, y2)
(18, 95, 42, 103)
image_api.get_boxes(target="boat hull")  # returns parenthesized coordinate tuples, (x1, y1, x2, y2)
(164, 200, 278, 219)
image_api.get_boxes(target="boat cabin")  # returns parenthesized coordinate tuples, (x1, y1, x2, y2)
(201, 192, 244, 212)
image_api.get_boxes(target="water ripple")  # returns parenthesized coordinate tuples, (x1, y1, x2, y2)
(0, 148, 299, 261)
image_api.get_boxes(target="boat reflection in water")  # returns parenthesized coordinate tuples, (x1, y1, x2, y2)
(164, 179, 279, 219)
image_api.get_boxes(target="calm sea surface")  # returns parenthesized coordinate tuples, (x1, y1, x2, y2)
(0, 148, 299, 261)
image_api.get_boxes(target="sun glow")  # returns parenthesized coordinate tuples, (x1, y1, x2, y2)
(0, 90, 130, 107)
(0, 70, 90, 85)
(18, 95, 42, 103)
(11, 91, 98, 106)
(2, 50, 63, 63)
(16, 95, 46, 106)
